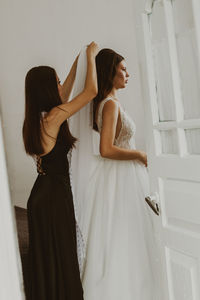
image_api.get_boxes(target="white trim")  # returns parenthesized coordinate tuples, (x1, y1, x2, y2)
(142, 14, 159, 125)
(154, 121, 177, 130)
(192, 0, 200, 73)
(154, 119, 200, 130)
(145, 0, 156, 14)
(179, 119, 200, 129)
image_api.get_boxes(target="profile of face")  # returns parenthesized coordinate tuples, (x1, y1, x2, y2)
(112, 60, 129, 90)
(56, 74, 62, 97)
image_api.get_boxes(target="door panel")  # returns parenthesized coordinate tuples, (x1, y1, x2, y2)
(151, 2, 176, 121)
(165, 248, 200, 300)
(142, 0, 200, 299)
(160, 178, 200, 234)
(160, 130, 179, 154)
(172, 0, 200, 119)
(185, 129, 200, 154)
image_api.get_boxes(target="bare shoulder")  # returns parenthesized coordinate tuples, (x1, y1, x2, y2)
(102, 99, 119, 115)
(43, 105, 68, 127)
(44, 107, 61, 123)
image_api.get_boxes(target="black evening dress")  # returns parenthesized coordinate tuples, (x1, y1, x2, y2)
(26, 129, 83, 300)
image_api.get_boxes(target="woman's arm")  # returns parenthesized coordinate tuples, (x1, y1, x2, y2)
(99, 100, 147, 166)
(46, 41, 98, 126)
(60, 54, 79, 103)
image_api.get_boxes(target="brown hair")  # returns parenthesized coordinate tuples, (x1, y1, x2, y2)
(23, 66, 76, 156)
(93, 48, 124, 130)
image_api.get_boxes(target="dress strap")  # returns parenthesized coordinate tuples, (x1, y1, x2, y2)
(56, 106, 70, 113)
(96, 97, 119, 132)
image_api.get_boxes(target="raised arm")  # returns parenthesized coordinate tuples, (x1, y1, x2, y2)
(99, 100, 147, 166)
(46, 41, 98, 126)
(60, 54, 79, 103)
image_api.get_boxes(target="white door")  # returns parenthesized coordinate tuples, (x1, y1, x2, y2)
(142, 0, 200, 299)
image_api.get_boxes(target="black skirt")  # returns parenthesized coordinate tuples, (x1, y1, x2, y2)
(25, 145, 84, 300)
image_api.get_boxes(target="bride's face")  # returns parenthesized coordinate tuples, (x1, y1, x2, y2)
(112, 60, 129, 89)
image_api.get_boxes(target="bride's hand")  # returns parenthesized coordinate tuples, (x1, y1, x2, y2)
(138, 151, 148, 167)
(86, 41, 99, 58)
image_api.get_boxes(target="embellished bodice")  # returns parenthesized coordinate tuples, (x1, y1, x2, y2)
(96, 98, 136, 149)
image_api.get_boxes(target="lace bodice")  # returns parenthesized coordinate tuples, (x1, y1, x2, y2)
(96, 98, 136, 149)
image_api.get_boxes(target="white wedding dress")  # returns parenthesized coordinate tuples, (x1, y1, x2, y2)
(79, 97, 160, 300)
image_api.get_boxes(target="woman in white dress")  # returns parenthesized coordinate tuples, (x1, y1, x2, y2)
(70, 48, 160, 300)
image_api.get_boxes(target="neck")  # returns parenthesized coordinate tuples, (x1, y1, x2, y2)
(107, 88, 118, 100)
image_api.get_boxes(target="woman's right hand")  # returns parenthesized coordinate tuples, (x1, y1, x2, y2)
(86, 41, 99, 58)
(138, 151, 148, 167)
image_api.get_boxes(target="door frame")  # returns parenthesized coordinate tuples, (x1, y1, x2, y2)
(0, 114, 25, 300)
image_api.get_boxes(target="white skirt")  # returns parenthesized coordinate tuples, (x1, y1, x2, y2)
(80, 157, 161, 300)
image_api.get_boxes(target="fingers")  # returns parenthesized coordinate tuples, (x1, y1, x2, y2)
(86, 41, 99, 57)
(88, 41, 96, 46)
(139, 151, 148, 167)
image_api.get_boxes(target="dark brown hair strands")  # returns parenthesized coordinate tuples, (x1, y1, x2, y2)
(93, 48, 124, 130)
(23, 66, 76, 156)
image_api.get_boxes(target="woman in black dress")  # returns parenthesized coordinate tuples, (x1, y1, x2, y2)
(22, 41, 98, 300)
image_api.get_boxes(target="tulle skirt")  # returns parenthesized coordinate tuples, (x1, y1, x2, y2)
(80, 157, 161, 300)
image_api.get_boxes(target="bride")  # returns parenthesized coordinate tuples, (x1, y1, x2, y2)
(70, 48, 160, 300)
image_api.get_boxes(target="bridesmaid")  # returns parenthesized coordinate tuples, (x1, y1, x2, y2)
(22, 41, 98, 300)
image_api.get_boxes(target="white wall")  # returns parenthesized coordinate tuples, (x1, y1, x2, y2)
(0, 0, 146, 208)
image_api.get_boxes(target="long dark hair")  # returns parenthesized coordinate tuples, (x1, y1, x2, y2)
(23, 66, 76, 156)
(93, 48, 124, 130)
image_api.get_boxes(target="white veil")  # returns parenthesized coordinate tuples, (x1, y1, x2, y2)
(68, 48, 100, 276)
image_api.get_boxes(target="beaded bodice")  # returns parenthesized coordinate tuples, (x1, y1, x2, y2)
(96, 98, 136, 150)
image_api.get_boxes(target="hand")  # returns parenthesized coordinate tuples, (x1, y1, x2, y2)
(86, 41, 99, 58)
(138, 151, 148, 167)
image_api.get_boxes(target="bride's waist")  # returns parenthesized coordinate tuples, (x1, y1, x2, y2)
(114, 141, 136, 149)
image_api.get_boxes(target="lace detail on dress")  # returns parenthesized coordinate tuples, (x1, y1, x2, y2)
(67, 149, 86, 278)
(96, 98, 137, 150)
(34, 155, 46, 175)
